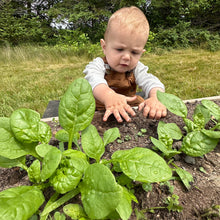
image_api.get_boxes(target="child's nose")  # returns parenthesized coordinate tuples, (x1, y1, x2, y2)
(122, 52, 130, 61)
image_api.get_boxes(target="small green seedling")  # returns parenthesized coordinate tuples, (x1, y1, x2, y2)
(139, 194, 183, 214)
(137, 128, 147, 137)
(160, 181, 174, 194)
(117, 138, 124, 144)
(142, 183, 152, 193)
(201, 204, 220, 218)
(124, 134, 132, 141)
(199, 166, 207, 174)
(165, 194, 183, 212)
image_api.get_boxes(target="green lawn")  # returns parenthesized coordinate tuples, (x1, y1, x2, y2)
(141, 49, 220, 99)
(0, 46, 219, 117)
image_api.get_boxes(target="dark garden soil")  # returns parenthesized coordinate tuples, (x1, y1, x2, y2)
(0, 99, 220, 220)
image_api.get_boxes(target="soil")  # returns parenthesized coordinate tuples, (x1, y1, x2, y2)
(0, 99, 220, 220)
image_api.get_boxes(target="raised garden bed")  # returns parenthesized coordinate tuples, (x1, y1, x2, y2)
(44, 98, 220, 219)
(0, 79, 219, 220)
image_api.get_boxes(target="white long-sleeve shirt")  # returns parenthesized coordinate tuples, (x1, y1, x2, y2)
(83, 57, 165, 99)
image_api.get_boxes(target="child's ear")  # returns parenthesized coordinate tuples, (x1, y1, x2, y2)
(100, 39, 106, 53)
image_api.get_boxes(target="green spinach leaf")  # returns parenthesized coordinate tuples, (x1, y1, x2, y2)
(0, 127, 27, 159)
(151, 137, 181, 158)
(201, 100, 220, 121)
(10, 108, 51, 144)
(28, 159, 41, 183)
(112, 147, 172, 183)
(103, 127, 120, 146)
(0, 155, 26, 169)
(41, 147, 62, 182)
(175, 167, 193, 190)
(81, 124, 104, 162)
(79, 163, 122, 219)
(0, 186, 44, 220)
(157, 90, 187, 118)
(158, 121, 182, 141)
(181, 131, 218, 156)
(201, 129, 220, 139)
(58, 78, 95, 136)
(63, 204, 87, 219)
(116, 187, 137, 220)
(194, 104, 211, 125)
(50, 155, 87, 194)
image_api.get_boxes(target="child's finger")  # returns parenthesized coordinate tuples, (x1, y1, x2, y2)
(154, 110, 162, 120)
(126, 95, 137, 102)
(113, 109, 124, 122)
(142, 105, 150, 117)
(161, 108, 167, 117)
(117, 108, 131, 122)
(138, 102, 145, 111)
(103, 109, 113, 121)
(124, 104, 136, 117)
(148, 108, 157, 119)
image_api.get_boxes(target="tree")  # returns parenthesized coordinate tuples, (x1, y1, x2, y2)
(48, 0, 147, 42)
(0, 0, 43, 45)
(146, 0, 220, 31)
(0, 0, 219, 45)
(0, 0, 59, 45)
(186, 0, 220, 31)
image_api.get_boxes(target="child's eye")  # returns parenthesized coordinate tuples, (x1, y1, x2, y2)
(116, 48, 123, 52)
(132, 51, 140, 55)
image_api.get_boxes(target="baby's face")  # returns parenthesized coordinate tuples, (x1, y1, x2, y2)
(101, 23, 147, 73)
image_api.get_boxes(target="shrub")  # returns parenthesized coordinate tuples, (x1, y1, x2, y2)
(151, 22, 220, 51)
(52, 30, 102, 58)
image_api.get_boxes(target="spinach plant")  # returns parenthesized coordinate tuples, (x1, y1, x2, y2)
(150, 120, 194, 190)
(0, 78, 173, 220)
(150, 91, 219, 190)
(157, 91, 220, 157)
(150, 121, 182, 159)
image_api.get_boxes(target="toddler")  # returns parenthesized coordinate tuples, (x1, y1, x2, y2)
(84, 6, 167, 122)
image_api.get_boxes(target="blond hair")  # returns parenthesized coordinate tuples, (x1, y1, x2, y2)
(104, 6, 149, 42)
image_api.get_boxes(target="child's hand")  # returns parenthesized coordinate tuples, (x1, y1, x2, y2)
(103, 93, 137, 123)
(138, 97, 167, 119)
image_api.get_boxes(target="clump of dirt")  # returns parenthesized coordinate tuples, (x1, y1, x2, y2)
(0, 100, 219, 220)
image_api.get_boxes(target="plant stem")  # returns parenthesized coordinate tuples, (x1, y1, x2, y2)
(170, 162, 179, 169)
(73, 138, 82, 151)
(68, 133, 74, 150)
(45, 192, 60, 208)
(19, 163, 28, 171)
(40, 188, 80, 219)
(211, 124, 219, 130)
(142, 206, 166, 213)
(36, 182, 51, 191)
(40, 192, 60, 220)
(101, 159, 112, 165)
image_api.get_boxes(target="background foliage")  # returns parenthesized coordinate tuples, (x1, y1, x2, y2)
(0, 0, 219, 51)
(0, 0, 219, 118)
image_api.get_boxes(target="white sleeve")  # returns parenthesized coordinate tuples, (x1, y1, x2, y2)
(134, 61, 165, 98)
(83, 57, 108, 90)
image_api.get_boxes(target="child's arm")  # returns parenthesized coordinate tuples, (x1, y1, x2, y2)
(93, 84, 137, 122)
(138, 87, 167, 119)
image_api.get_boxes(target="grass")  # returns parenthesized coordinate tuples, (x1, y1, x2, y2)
(141, 49, 220, 99)
(0, 45, 90, 117)
(0, 45, 219, 117)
